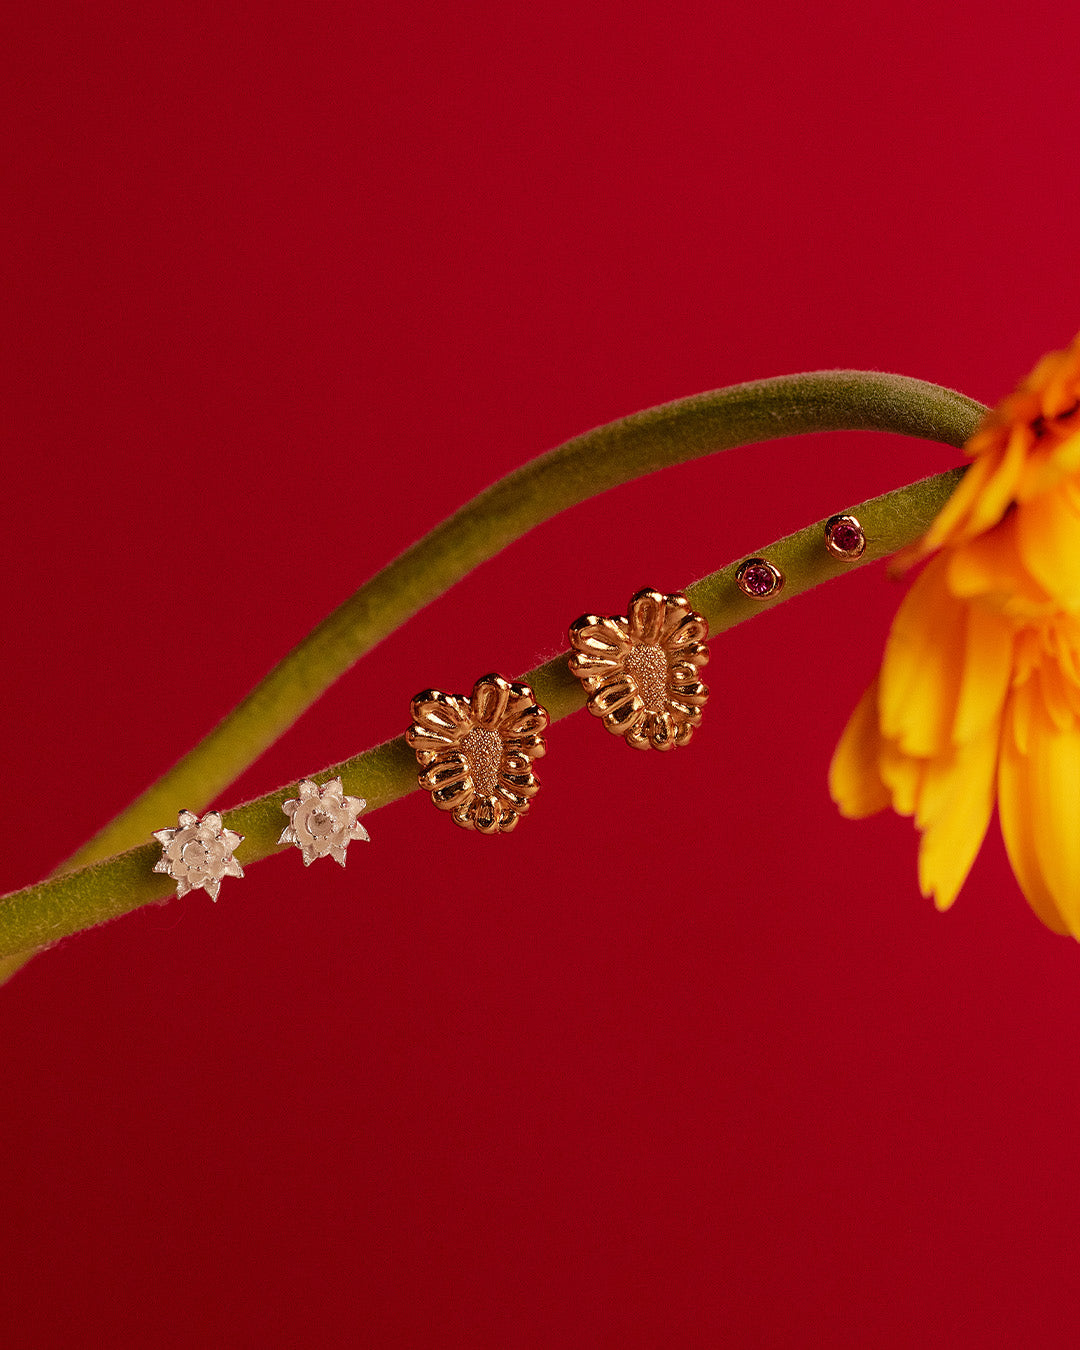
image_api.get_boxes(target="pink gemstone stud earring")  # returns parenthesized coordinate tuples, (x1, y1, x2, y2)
(735, 557, 784, 599)
(824, 513, 866, 560)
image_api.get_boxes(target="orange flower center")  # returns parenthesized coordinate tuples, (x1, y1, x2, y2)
(625, 643, 669, 712)
(462, 727, 502, 795)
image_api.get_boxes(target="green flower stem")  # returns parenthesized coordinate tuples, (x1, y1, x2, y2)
(0, 461, 970, 961)
(60, 372, 983, 879)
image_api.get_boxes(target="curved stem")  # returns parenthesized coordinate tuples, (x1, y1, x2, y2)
(0, 463, 969, 960)
(63, 371, 983, 874)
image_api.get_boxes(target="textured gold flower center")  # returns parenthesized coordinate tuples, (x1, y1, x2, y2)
(625, 643, 669, 711)
(462, 727, 502, 795)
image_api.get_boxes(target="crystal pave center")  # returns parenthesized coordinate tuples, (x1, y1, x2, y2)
(625, 643, 669, 712)
(461, 727, 503, 795)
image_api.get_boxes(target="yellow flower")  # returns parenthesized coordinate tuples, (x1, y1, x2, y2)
(831, 334, 1080, 936)
(905, 334, 1080, 603)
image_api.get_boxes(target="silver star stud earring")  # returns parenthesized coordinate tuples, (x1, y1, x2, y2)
(152, 810, 245, 901)
(278, 777, 370, 867)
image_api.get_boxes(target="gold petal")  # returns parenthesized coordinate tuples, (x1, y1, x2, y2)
(503, 731, 546, 759)
(409, 690, 472, 737)
(657, 595, 693, 638)
(471, 795, 500, 835)
(664, 612, 708, 650)
(590, 676, 638, 717)
(407, 726, 464, 756)
(602, 699, 645, 733)
(627, 589, 666, 645)
(667, 703, 703, 729)
(670, 679, 708, 707)
(501, 684, 540, 728)
(674, 639, 709, 669)
(568, 615, 631, 657)
(647, 711, 676, 750)
(501, 706, 549, 738)
(625, 721, 651, 750)
(499, 765, 540, 799)
(829, 678, 890, 818)
(495, 782, 531, 811)
(418, 752, 470, 794)
(568, 652, 625, 679)
(432, 781, 473, 810)
(471, 674, 511, 728)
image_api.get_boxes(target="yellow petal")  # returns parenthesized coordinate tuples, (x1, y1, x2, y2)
(945, 512, 1049, 612)
(878, 738, 924, 817)
(998, 697, 1071, 935)
(1025, 714, 1080, 936)
(952, 602, 1014, 745)
(879, 557, 964, 756)
(1037, 661, 1076, 733)
(914, 722, 999, 910)
(1015, 484, 1080, 607)
(919, 450, 998, 553)
(960, 422, 1031, 537)
(1007, 676, 1035, 756)
(829, 678, 889, 818)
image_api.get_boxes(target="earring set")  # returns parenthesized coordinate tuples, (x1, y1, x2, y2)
(407, 512, 867, 835)
(153, 512, 869, 892)
(152, 776, 371, 902)
(404, 586, 710, 836)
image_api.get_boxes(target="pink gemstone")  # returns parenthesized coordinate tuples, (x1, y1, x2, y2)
(829, 519, 864, 554)
(739, 561, 779, 597)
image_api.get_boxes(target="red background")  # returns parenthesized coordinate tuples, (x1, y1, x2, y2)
(3, 3, 1079, 1346)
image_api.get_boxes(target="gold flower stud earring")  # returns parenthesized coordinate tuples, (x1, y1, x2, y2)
(568, 588, 710, 750)
(152, 810, 244, 901)
(279, 777, 370, 867)
(407, 673, 548, 833)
